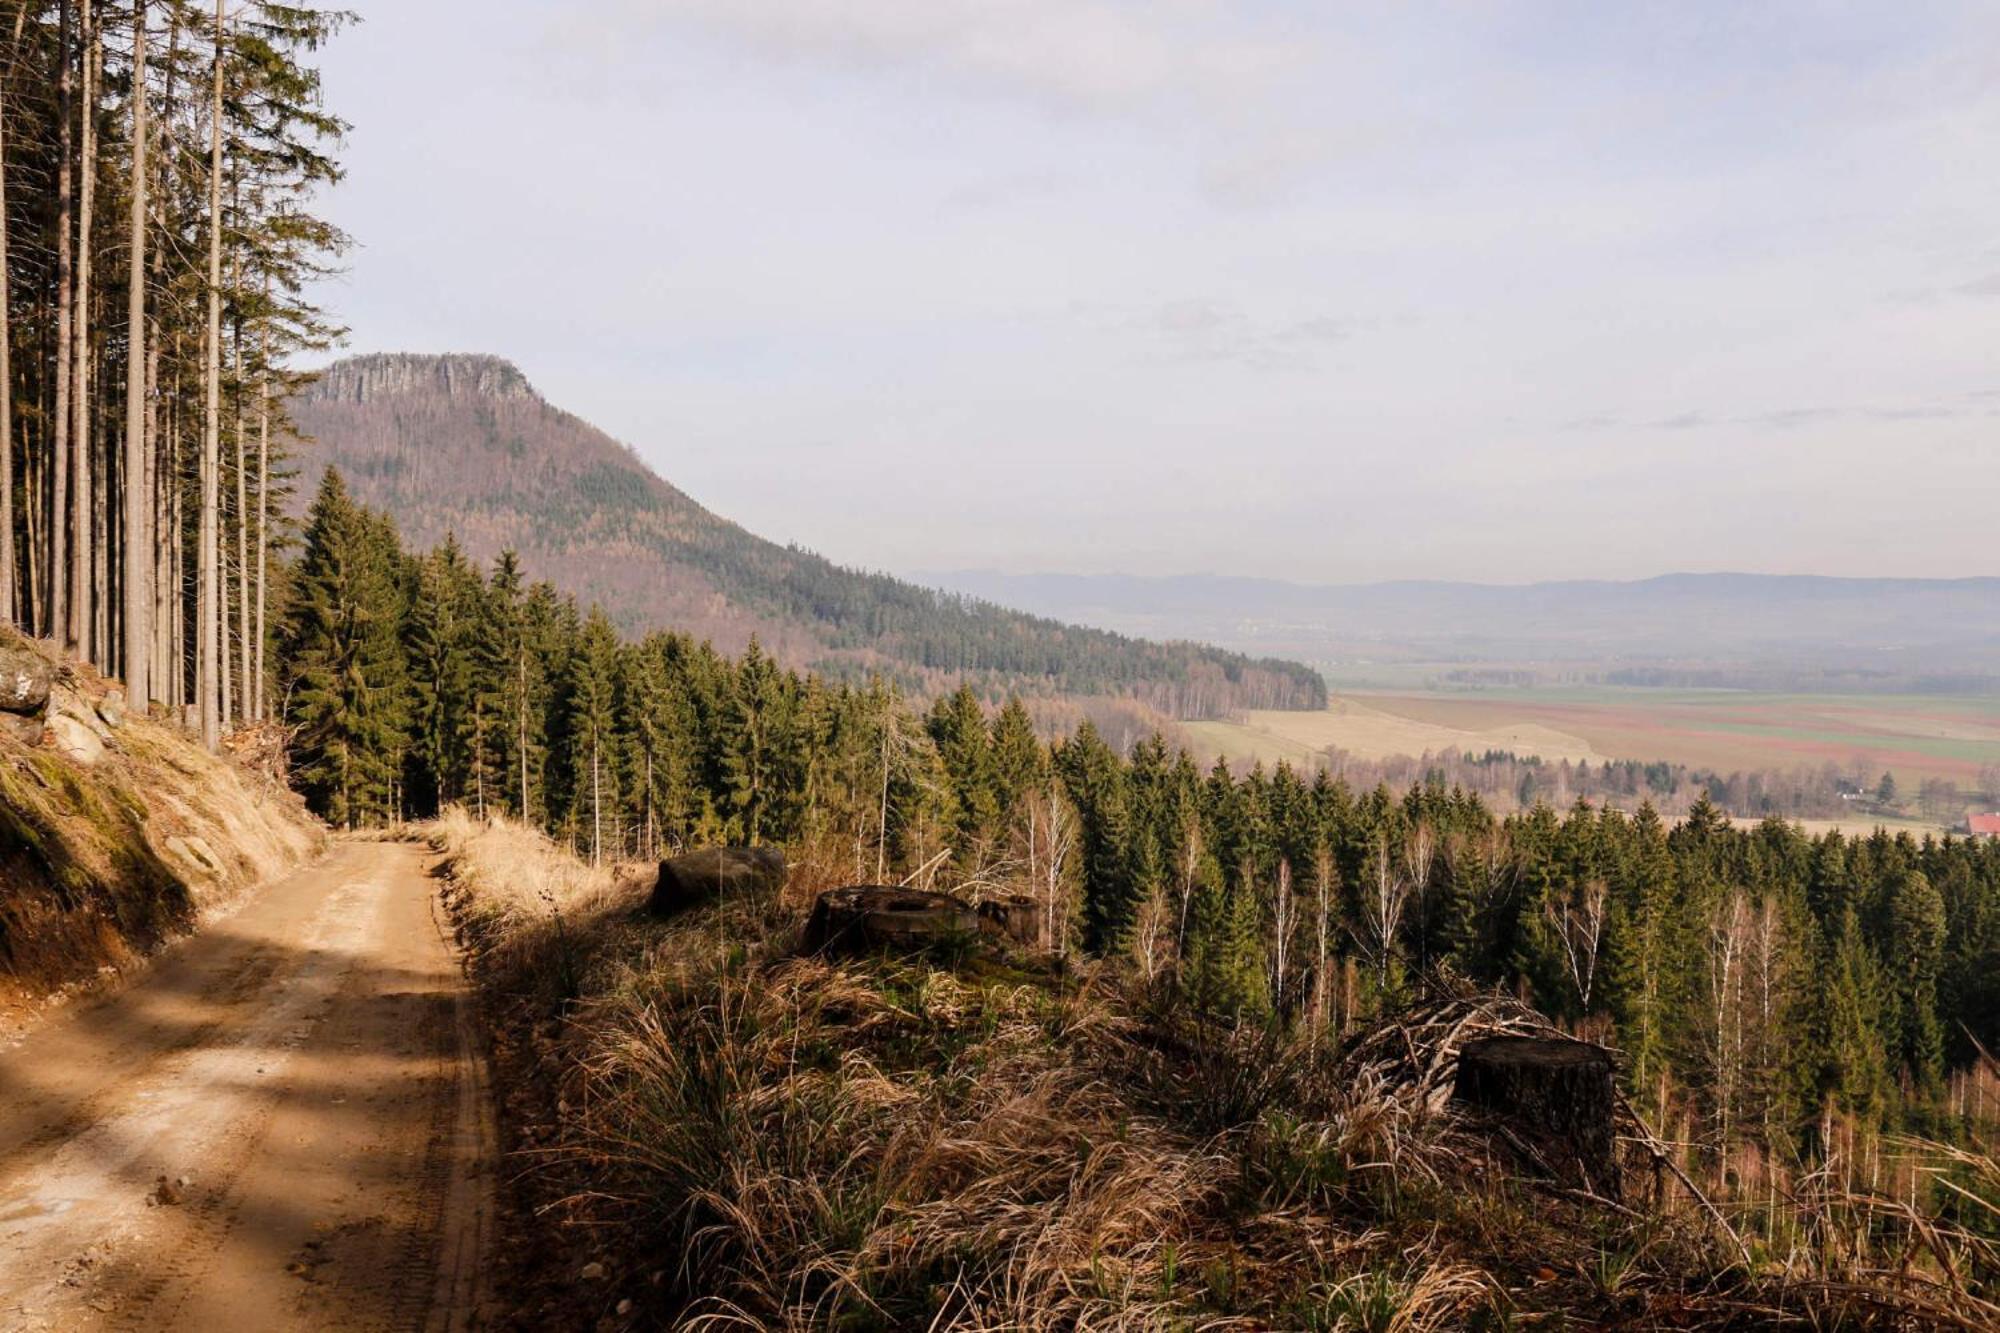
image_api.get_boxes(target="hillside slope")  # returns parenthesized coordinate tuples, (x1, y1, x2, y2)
(0, 629, 323, 1028)
(289, 354, 1322, 717)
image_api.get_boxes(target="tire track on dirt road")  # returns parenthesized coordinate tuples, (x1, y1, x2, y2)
(0, 840, 495, 1331)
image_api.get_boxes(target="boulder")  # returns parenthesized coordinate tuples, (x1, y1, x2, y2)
(801, 885, 983, 957)
(649, 846, 787, 917)
(976, 894, 1050, 951)
(1451, 1035, 1618, 1194)
(46, 712, 107, 766)
(0, 639, 51, 715)
(97, 688, 127, 730)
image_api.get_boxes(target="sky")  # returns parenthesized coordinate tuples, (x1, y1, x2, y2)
(309, 1, 2000, 584)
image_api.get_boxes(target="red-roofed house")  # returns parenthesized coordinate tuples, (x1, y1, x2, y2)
(1968, 813, 2000, 839)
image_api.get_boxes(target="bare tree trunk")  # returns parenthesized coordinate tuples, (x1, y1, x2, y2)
(516, 648, 529, 821)
(196, 0, 223, 748)
(71, 0, 96, 664)
(252, 358, 268, 720)
(52, 0, 73, 648)
(0, 44, 14, 626)
(23, 414, 40, 632)
(149, 1, 177, 688)
(231, 272, 249, 724)
(218, 447, 231, 727)
(877, 721, 890, 881)
(147, 331, 165, 677)
(121, 0, 149, 704)
(167, 395, 183, 708)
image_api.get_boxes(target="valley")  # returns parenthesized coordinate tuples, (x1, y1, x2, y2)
(1188, 686, 2000, 829)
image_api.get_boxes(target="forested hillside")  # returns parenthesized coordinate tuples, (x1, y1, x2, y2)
(289, 353, 1323, 717)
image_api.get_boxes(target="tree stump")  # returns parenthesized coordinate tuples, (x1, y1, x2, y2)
(975, 894, 1050, 951)
(1452, 1036, 1619, 1195)
(801, 886, 983, 957)
(648, 846, 787, 917)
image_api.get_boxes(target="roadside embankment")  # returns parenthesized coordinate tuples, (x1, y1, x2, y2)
(0, 627, 323, 1029)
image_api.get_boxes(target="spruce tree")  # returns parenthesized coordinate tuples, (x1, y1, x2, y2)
(990, 697, 1045, 818)
(567, 607, 622, 862)
(928, 684, 997, 866)
(279, 470, 407, 827)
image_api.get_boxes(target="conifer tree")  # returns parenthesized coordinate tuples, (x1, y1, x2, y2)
(566, 607, 621, 862)
(1054, 721, 1135, 953)
(928, 684, 997, 866)
(989, 697, 1044, 818)
(404, 536, 478, 814)
(279, 470, 406, 827)
(1885, 867, 1947, 1090)
(722, 638, 783, 845)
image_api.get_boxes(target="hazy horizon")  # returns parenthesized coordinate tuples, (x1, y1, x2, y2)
(314, 2, 2000, 584)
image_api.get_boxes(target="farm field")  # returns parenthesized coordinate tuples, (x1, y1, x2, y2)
(1186, 688, 2000, 795)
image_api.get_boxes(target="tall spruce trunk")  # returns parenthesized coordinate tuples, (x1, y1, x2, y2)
(148, 4, 177, 685)
(122, 0, 149, 705)
(232, 298, 249, 724)
(196, 0, 223, 748)
(71, 0, 95, 664)
(0, 45, 14, 627)
(51, 0, 73, 647)
(252, 358, 268, 720)
(516, 649, 529, 821)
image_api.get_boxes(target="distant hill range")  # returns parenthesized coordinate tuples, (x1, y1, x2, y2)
(289, 354, 1324, 717)
(922, 571, 2000, 693)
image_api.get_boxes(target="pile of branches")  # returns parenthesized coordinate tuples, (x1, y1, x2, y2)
(222, 721, 295, 792)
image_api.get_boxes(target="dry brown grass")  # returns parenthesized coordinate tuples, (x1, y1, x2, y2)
(434, 812, 2000, 1332)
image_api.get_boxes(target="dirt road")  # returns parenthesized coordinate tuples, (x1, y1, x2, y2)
(0, 840, 494, 1331)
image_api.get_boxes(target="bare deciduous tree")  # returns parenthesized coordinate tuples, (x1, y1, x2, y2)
(1546, 877, 1610, 1011)
(1357, 837, 1409, 989)
(1019, 782, 1079, 961)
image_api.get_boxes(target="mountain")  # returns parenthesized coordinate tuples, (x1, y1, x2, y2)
(922, 570, 2000, 692)
(288, 354, 1323, 717)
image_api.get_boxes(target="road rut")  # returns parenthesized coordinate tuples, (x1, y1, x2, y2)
(0, 840, 494, 1331)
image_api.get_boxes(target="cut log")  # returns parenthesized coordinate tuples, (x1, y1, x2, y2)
(801, 885, 983, 957)
(649, 846, 787, 917)
(1451, 1035, 1619, 1194)
(975, 894, 1050, 951)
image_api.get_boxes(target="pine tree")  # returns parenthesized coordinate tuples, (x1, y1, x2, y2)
(721, 638, 783, 845)
(278, 470, 406, 827)
(403, 536, 478, 815)
(1815, 905, 1891, 1122)
(989, 696, 1044, 818)
(1054, 721, 1134, 954)
(566, 607, 622, 863)
(928, 684, 997, 867)
(1885, 868, 1947, 1091)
